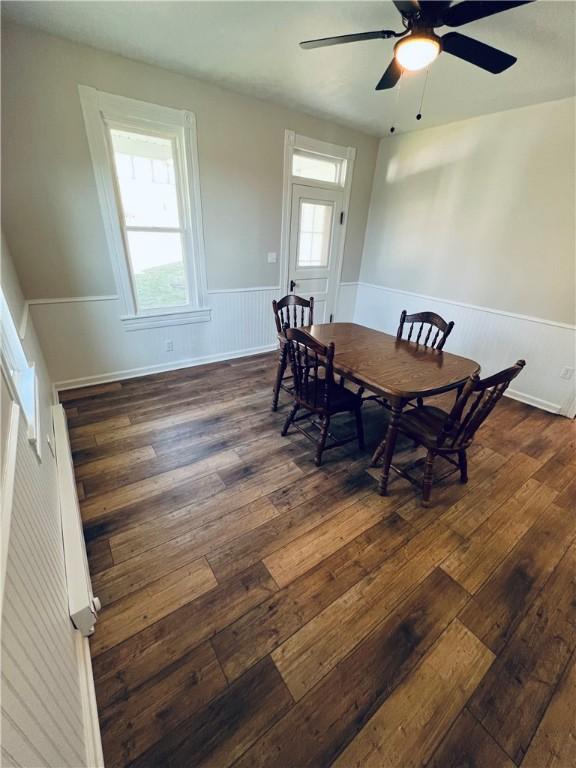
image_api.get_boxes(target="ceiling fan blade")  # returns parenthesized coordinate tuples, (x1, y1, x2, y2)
(443, 1, 534, 28)
(418, 1, 453, 25)
(375, 58, 403, 90)
(300, 30, 393, 49)
(441, 32, 517, 73)
(419, 1, 452, 12)
(392, 1, 421, 16)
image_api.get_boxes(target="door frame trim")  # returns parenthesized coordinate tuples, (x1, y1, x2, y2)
(279, 130, 356, 319)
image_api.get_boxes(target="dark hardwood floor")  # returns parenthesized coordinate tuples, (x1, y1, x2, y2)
(61, 352, 576, 768)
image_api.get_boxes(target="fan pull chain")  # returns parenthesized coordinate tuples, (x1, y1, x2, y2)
(416, 66, 430, 122)
(389, 71, 403, 134)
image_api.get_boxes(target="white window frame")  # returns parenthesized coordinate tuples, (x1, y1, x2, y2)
(291, 147, 348, 187)
(279, 131, 356, 312)
(1, 289, 41, 458)
(79, 86, 211, 330)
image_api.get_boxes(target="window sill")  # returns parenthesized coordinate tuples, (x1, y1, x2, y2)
(120, 307, 212, 331)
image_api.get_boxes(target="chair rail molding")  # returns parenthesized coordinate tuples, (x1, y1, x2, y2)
(26, 295, 120, 305)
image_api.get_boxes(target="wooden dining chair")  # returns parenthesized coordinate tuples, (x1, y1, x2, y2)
(281, 328, 365, 467)
(372, 360, 526, 506)
(395, 309, 456, 408)
(364, 310, 455, 410)
(271, 295, 314, 411)
(397, 310, 454, 350)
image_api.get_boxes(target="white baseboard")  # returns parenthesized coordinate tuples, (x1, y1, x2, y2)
(55, 343, 277, 391)
(504, 388, 563, 415)
(75, 632, 104, 768)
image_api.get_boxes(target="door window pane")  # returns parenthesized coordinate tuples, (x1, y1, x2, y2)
(292, 150, 344, 184)
(126, 231, 188, 309)
(110, 129, 180, 228)
(297, 201, 333, 268)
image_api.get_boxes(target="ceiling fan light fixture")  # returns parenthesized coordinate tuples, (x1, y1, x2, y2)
(394, 34, 440, 71)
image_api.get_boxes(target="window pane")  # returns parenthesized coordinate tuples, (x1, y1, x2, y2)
(292, 150, 342, 184)
(126, 231, 188, 309)
(297, 202, 333, 268)
(110, 129, 180, 228)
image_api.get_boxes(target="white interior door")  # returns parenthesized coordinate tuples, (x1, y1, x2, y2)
(288, 184, 344, 324)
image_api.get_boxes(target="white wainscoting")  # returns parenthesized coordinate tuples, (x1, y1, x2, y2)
(351, 282, 576, 417)
(336, 282, 359, 323)
(0, 396, 91, 767)
(27, 283, 575, 416)
(30, 287, 284, 389)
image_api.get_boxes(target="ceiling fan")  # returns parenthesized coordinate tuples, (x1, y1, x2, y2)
(300, 1, 535, 90)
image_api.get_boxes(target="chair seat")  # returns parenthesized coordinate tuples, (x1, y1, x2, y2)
(398, 405, 457, 447)
(297, 380, 360, 414)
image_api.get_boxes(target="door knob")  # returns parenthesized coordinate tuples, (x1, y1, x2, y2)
(290, 279, 296, 292)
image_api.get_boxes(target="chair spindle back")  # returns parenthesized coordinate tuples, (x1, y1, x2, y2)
(439, 360, 526, 450)
(397, 310, 454, 350)
(284, 327, 334, 412)
(273, 295, 314, 334)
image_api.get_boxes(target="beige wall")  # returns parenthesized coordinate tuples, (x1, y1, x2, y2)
(1, 22, 378, 298)
(361, 97, 576, 325)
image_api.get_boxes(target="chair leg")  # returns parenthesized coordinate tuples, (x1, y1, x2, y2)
(459, 450, 468, 484)
(271, 346, 287, 411)
(422, 450, 435, 507)
(315, 415, 330, 467)
(370, 437, 387, 467)
(377, 404, 402, 496)
(354, 406, 365, 451)
(281, 403, 299, 436)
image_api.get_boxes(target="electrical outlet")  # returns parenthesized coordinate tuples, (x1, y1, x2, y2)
(267, 252, 277, 264)
(165, 340, 174, 352)
(560, 367, 574, 380)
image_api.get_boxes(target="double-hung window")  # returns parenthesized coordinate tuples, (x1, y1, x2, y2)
(79, 87, 210, 329)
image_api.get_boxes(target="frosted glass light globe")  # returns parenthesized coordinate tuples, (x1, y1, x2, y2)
(395, 35, 440, 71)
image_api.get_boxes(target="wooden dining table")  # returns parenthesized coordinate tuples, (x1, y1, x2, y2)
(304, 322, 480, 495)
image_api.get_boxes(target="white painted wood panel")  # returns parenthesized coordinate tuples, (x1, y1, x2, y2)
(1, 234, 101, 767)
(1, 408, 88, 766)
(352, 282, 575, 416)
(29, 283, 575, 417)
(31, 288, 282, 389)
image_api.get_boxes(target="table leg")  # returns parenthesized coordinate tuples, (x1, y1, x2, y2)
(377, 402, 403, 496)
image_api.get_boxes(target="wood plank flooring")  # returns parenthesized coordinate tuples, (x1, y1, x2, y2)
(62, 352, 576, 768)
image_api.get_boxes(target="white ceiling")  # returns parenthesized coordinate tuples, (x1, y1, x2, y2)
(3, 1, 575, 136)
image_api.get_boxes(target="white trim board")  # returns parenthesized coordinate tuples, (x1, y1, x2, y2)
(74, 634, 104, 768)
(54, 343, 277, 391)
(207, 286, 281, 295)
(505, 389, 566, 415)
(27, 295, 119, 305)
(53, 405, 98, 635)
